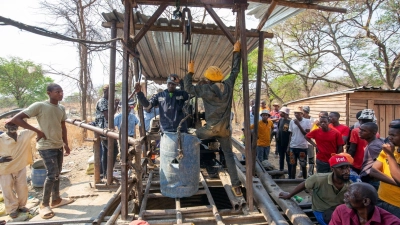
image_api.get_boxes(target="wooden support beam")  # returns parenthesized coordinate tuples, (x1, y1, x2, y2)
(102, 22, 274, 38)
(205, 4, 235, 45)
(133, 3, 168, 44)
(257, 0, 277, 31)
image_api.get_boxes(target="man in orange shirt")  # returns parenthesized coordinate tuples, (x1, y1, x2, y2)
(251, 110, 273, 162)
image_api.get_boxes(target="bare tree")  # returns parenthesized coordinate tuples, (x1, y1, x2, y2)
(40, 0, 104, 121)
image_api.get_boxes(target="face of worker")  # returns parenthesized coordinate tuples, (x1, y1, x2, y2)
(47, 86, 64, 102)
(319, 118, 329, 130)
(332, 165, 350, 181)
(329, 113, 339, 124)
(273, 105, 279, 111)
(294, 112, 303, 120)
(279, 112, 286, 118)
(167, 82, 177, 92)
(250, 100, 254, 106)
(260, 101, 266, 108)
(388, 128, 400, 146)
(344, 185, 363, 210)
(359, 124, 374, 140)
(5, 123, 18, 133)
(261, 113, 270, 122)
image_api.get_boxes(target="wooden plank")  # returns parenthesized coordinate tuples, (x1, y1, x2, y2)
(374, 100, 400, 105)
(367, 100, 374, 109)
(350, 92, 400, 100)
(379, 105, 386, 138)
(349, 99, 367, 104)
(386, 105, 394, 137)
(395, 105, 400, 119)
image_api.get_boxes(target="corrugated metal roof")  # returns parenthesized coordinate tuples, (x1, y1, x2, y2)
(247, 3, 304, 30)
(285, 86, 400, 105)
(103, 11, 259, 82)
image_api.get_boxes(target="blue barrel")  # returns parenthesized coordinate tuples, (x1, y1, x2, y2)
(160, 132, 201, 198)
(31, 160, 46, 187)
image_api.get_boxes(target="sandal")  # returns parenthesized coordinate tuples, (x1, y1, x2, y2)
(39, 206, 54, 219)
(50, 198, 74, 209)
(9, 210, 19, 218)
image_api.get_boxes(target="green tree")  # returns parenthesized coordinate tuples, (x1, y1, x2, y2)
(0, 57, 53, 108)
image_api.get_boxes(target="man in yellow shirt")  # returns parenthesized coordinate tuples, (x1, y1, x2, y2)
(250, 110, 273, 162)
(0, 120, 35, 218)
(371, 119, 400, 218)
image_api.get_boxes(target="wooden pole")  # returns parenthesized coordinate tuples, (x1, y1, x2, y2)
(107, 19, 118, 185)
(204, 5, 235, 45)
(121, 0, 131, 219)
(239, 3, 254, 211)
(256, 0, 277, 31)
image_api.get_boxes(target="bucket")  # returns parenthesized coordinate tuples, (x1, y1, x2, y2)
(160, 132, 201, 198)
(31, 160, 46, 187)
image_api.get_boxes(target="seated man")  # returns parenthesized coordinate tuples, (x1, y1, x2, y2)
(371, 120, 400, 218)
(330, 182, 400, 224)
(279, 154, 352, 225)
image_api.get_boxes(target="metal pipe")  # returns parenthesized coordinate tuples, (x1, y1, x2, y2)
(105, 202, 122, 225)
(199, 173, 224, 225)
(94, 133, 101, 184)
(65, 119, 141, 145)
(218, 170, 241, 211)
(235, 162, 289, 225)
(138, 171, 154, 220)
(93, 185, 122, 225)
(255, 163, 314, 225)
(175, 198, 182, 224)
(107, 19, 118, 185)
(232, 137, 313, 225)
(121, 0, 131, 219)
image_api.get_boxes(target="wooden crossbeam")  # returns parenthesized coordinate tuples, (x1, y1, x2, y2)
(133, 0, 347, 13)
(256, 0, 277, 31)
(102, 22, 274, 38)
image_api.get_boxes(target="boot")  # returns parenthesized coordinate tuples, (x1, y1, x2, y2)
(308, 164, 315, 177)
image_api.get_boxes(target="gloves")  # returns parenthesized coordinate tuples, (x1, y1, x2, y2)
(188, 60, 194, 73)
(134, 83, 141, 93)
(233, 41, 241, 52)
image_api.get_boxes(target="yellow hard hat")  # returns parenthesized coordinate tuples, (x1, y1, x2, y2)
(204, 66, 223, 82)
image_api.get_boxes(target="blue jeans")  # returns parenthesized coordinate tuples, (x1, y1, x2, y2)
(100, 139, 119, 178)
(38, 148, 63, 205)
(256, 146, 271, 162)
(313, 211, 328, 225)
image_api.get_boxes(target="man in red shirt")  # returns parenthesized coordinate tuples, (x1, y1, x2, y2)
(270, 102, 281, 157)
(348, 109, 378, 174)
(330, 182, 400, 225)
(329, 112, 350, 144)
(306, 116, 344, 173)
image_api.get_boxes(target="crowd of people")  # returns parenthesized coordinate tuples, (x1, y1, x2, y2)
(1, 38, 400, 225)
(247, 102, 400, 224)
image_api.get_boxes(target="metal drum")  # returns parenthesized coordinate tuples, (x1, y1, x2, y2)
(160, 132, 200, 198)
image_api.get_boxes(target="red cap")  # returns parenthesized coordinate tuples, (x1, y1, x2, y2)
(129, 220, 150, 225)
(329, 154, 352, 168)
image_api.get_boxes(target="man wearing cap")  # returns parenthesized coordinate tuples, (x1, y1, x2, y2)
(370, 119, 400, 218)
(276, 106, 291, 171)
(287, 106, 311, 179)
(330, 182, 400, 225)
(183, 41, 243, 197)
(348, 109, 379, 174)
(306, 116, 344, 173)
(135, 74, 189, 133)
(270, 102, 281, 157)
(250, 110, 273, 162)
(0, 120, 36, 218)
(279, 154, 352, 225)
(114, 100, 140, 138)
(95, 84, 119, 179)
